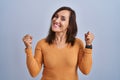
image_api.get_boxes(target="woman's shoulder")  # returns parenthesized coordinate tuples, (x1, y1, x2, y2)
(37, 38, 47, 44)
(75, 38, 84, 46)
(35, 38, 48, 48)
(75, 38, 83, 43)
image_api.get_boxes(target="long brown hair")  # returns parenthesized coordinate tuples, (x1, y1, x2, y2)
(46, 6, 78, 46)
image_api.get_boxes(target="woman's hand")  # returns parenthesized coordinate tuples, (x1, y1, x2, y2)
(85, 31, 94, 45)
(22, 34, 32, 48)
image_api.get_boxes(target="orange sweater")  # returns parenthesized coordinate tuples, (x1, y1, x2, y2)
(25, 38, 92, 80)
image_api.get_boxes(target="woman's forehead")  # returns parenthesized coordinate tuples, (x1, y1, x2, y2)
(56, 10, 70, 17)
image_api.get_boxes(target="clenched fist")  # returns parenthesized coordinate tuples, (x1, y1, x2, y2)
(85, 31, 94, 45)
(22, 34, 32, 48)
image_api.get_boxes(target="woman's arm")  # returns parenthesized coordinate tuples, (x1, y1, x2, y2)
(23, 34, 43, 77)
(78, 31, 94, 75)
(78, 47, 92, 75)
(25, 45, 43, 77)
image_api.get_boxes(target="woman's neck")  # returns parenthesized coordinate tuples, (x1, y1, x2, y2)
(54, 31, 67, 48)
(55, 31, 66, 43)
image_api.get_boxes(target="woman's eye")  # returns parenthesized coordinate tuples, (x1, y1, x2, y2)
(61, 16, 65, 21)
(54, 15, 58, 18)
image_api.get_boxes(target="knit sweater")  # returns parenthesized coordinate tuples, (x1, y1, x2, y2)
(25, 38, 92, 80)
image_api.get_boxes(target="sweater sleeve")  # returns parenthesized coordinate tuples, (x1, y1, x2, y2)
(25, 41, 43, 77)
(78, 40, 92, 75)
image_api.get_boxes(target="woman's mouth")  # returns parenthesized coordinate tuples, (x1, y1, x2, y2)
(53, 23, 61, 28)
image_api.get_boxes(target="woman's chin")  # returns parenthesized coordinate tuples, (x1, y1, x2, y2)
(52, 29, 61, 33)
(52, 28, 60, 32)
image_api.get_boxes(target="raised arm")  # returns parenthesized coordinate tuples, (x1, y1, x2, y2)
(78, 32, 94, 75)
(78, 47, 92, 75)
(23, 34, 43, 77)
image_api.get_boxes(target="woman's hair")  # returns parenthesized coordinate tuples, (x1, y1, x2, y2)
(46, 6, 78, 46)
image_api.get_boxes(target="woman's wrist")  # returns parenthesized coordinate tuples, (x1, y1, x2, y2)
(25, 46, 32, 49)
(25, 47, 32, 57)
(85, 44, 92, 49)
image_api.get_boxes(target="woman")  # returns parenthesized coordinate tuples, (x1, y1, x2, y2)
(23, 6, 94, 80)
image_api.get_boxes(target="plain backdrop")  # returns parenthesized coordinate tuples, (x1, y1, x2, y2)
(0, 0, 120, 80)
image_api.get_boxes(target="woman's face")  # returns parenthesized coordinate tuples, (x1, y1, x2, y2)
(51, 10, 70, 33)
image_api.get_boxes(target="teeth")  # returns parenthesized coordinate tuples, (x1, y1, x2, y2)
(54, 24, 60, 27)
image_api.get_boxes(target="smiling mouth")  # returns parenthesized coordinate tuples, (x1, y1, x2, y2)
(53, 23, 61, 28)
